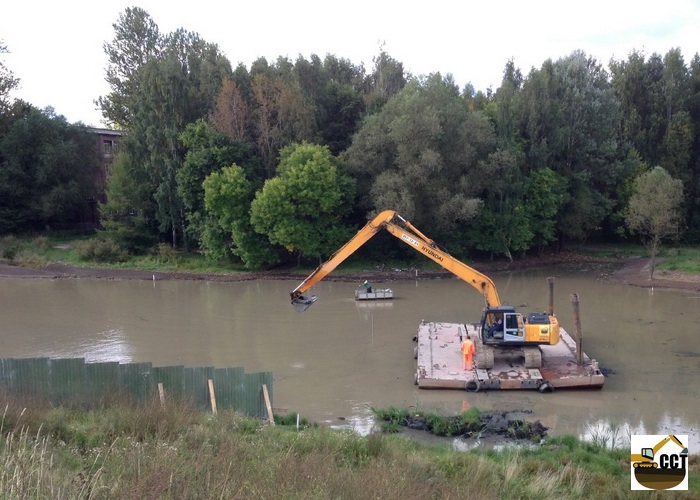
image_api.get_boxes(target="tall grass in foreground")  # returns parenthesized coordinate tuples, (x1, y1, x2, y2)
(1, 399, 698, 499)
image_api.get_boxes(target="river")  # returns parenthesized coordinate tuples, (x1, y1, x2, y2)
(1, 263, 699, 449)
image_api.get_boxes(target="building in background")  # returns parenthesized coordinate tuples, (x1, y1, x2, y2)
(85, 128, 125, 229)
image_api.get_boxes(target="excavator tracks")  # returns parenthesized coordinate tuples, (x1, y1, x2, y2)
(474, 336, 495, 370)
(523, 346, 543, 369)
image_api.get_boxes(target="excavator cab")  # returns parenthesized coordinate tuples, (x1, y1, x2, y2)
(480, 306, 525, 344)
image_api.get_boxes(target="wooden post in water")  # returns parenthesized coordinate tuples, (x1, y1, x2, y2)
(208, 379, 218, 415)
(262, 384, 275, 426)
(548, 277, 555, 315)
(570, 293, 583, 365)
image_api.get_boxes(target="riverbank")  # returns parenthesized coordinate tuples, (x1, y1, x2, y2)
(4, 398, 672, 499)
(1, 251, 699, 292)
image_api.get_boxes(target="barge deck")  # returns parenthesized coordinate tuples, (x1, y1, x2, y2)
(413, 321, 604, 391)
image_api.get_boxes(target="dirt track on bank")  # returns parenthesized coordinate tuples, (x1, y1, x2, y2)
(1, 253, 699, 292)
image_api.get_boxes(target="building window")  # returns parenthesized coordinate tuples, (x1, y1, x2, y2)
(103, 139, 118, 156)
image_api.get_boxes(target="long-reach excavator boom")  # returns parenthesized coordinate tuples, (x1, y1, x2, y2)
(290, 210, 500, 309)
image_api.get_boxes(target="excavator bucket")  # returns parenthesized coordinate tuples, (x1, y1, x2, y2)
(292, 295, 318, 313)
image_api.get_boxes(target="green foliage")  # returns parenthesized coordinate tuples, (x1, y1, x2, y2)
(626, 166, 684, 277)
(467, 149, 532, 260)
(122, 26, 232, 247)
(520, 51, 623, 243)
(0, 235, 19, 260)
(98, 7, 163, 128)
(99, 151, 158, 254)
(251, 142, 355, 261)
(177, 120, 261, 247)
(371, 406, 409, 433)
(74, 238, 128, 263)
(1, 399, 698, 499)
(343, 73, 489, 247)
(203, 163, 278, 268)
(0, 42, 20, 112)
(524, 167, 566, 249)
(0, 109, 100, 234)
(273, 412, 315, 429)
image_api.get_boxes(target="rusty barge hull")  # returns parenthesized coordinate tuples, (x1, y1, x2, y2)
(413, 321, 604, 391)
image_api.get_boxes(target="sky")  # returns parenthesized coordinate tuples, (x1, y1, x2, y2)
(2, 0, 700, 127)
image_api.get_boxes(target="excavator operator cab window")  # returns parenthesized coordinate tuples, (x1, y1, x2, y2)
(505, 315, 519, 330)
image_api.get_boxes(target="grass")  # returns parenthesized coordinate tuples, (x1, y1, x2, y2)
(1, 398, 698, 499)
(570, 243, 700, 275)
(655, 247, 700, 274)
(0, 233, 452, 276)
(3, 234, 699, 283)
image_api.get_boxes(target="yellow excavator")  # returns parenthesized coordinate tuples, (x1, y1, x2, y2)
(631, 435, 689, 469)
(289, 210, 560, 369)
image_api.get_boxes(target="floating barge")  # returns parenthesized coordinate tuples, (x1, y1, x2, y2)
(354, 288, 394, 301)
(413, 321, 604, 391)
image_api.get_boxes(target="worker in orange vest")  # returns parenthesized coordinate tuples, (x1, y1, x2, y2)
(461, 337, 475, 370)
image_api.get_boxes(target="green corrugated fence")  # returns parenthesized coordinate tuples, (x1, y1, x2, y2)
(0, 357, 273, 419)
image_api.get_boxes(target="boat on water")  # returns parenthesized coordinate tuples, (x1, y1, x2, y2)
(354, 289, 394, 301)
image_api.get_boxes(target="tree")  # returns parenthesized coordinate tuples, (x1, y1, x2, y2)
(250, 142, 355, 263)
(466, 150, 530, 261)
(343, 73, 491, 247)
(520, 51, 623, 243)
(209, 78, 250, 142)
(98, 7, 163, 127)
(0, 109, 99, 233)
(99, 150, 158, 253)
(523, 167, 566, 252)
(178, 120, 260, 247)
(625, 166, 683, 278)
(203, 164, 276, 268)
(365, 48, 408, 114)
(126, 27, 232, 248)
(0, 41, 20, 113)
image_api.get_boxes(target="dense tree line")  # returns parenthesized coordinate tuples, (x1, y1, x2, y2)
(1, 7, 696, 267)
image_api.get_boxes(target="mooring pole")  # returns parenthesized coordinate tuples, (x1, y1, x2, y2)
(548, 277, 555, 316)
(570, 293, 583, 365)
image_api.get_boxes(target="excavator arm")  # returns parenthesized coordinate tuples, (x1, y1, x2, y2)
(290, 210, 500, 311)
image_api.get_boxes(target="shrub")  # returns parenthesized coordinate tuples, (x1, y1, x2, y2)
(75, 238, 128, 263)
(0, 235, 20, 260)
(154, 243, 179, 264)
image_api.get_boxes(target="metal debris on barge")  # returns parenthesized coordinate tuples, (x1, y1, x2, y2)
(413, 321, 604, 392)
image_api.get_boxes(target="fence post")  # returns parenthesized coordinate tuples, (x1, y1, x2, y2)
(158, 382, 165, 407)
(208, 379, 218, 415)
(262, 384, 275, 426)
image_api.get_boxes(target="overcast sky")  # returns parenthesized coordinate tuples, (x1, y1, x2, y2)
(2, 0, 699, 127)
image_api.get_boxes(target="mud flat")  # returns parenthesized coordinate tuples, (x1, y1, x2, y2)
(413, 321, 604, 392)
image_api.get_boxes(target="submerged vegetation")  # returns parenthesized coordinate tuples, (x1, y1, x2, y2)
(1, 398, 698, 499)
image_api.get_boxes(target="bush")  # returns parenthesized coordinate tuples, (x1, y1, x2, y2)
(0, 235, 20, 260)
(75, 238, 128, 263)
(154, 243, 179, 264)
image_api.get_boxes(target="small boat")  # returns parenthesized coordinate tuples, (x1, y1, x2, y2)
(354, 288, 394, 301)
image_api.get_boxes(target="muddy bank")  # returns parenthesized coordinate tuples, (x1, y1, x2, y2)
(1, 252, 698, 292)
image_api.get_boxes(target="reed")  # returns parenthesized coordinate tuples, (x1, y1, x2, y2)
(0, 398, 697, 499)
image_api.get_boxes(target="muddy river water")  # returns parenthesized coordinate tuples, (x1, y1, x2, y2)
(1, 264, 699, 449)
